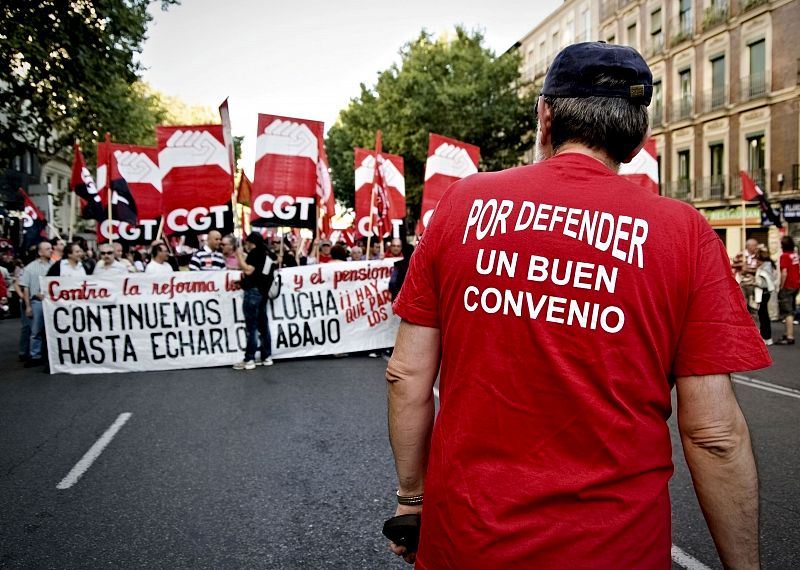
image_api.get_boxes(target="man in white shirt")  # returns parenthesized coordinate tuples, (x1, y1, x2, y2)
(145, 243, 173, 274)
(95, 245, 128, 275)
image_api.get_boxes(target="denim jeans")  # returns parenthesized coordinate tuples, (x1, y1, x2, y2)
(243, 288, 271, 361)
(18, 299, 31, 357)
(29, 299, 45, 359)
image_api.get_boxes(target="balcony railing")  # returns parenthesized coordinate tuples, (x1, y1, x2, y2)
(793, 164, 799, 190)
(742, 0, 769, 14)
(670, 13, 694, 46)
(732, 169, 770, 195)
(650, 105, 664, 127)
(702, 85, 728, 112)
(702, 2, 728, 31)
(672, 95, 693, 121)
(697, 175, 728, 200)
(741, 72, 769, 101)
(647, 33, 665, 58)
(664, 180, 694, 202)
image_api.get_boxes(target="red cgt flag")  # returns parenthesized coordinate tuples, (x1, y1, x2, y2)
(354, 146, 404, 238)
(740, 170, 762, 201)
(418, 133, 480, 234)
(619, 138, 659, 194)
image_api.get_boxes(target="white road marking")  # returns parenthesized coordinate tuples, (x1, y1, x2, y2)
(671, 545, 713, 570)
(56, 413, 132, 490)
(732, 374, 800, 400)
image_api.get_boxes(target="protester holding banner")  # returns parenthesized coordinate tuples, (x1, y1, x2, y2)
(190, 230, 225, 271)
(46, 242, 89, 277)
(145, 243, 174, 274)
(349, 246, 364, 262)
(95, 245, 128, 275)
(386, 42, 769, 568)
(234, 232, 276, 370)
(21, 241, 53, 368)
(221, 235, 239, 270)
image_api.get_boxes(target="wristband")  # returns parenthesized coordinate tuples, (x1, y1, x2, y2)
(396, 491, 423, 506)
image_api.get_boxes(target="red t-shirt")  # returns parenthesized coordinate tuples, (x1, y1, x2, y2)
(780, 251, 800, 289)
(394, 153, 771, 569)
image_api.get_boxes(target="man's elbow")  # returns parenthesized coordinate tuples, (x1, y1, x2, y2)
(682, 418, 750, 460)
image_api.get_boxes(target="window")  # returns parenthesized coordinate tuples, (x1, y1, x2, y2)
(23, 151, 32, 174)
(709, 143, 725, 198)
(678, 149, 692, 197)
(552, 31, 560, 54)
(13, 155, 21, 171)
(679, 69, 692, 119)
(747, 134, 765, 188)
(565, 21, 574, 45)
(748, 39, 766, 97)
(627, 23, 638, 50)
(710, 55, 725, 109)
(650, 9, 664, 54)
(652, 80, 663, 126)
(581, 10, 591, 41)
(679, 0, 693, 36)
(607, 34, 616, 44)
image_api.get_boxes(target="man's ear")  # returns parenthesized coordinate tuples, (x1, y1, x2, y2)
(536, 97, 552, 146)
(622, 131, 650, 164)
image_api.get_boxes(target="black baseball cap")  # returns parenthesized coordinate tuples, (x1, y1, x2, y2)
(542, 42, 653, 106)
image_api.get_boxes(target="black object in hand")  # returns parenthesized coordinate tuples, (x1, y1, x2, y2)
(382, 514, 421, 553)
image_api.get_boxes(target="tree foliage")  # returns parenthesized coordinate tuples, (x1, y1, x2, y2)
(0, 0, 179, 160)
(326, 27, 537, 216)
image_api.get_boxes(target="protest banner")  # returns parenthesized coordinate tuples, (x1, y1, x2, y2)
(43, 271, 247, 374)
(418, 133, 480, 234)
(42, 260, 400, 374)
(354, 148, 405, 238)
(268, 259, 399, 358)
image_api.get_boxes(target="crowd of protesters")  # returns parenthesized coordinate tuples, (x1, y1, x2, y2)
(0, 231, 415, 371)
(732, 235, 800, 346)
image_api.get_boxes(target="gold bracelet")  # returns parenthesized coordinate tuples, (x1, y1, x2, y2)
(396, 491, 423, 506)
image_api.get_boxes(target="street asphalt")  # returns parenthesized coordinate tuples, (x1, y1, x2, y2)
(0, 317, 798, 569)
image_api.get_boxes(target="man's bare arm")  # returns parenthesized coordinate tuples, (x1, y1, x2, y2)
(386, 321, 440, 497)
(676, 374, 760, 570)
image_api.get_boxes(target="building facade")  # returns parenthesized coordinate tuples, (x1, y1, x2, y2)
(517, 0, 800, 255)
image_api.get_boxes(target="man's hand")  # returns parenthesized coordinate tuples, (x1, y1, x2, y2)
(25, 305, 32, 318)
(388, 504, 422, 565)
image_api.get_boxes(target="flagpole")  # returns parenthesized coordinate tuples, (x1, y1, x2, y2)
(105, 133, 114, 245)
(68, 191, 76, 242)
(741, 197, 746, 253)
(366, 130, 382, 260)
(155, 216, 165, 244)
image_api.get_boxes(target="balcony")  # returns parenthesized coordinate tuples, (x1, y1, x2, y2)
(664, 180, 694, 202)
(701, 85, 728, 113)
(732, 169, 770, 195)
(647, 33, 665, 58)
(740, 71, 770, 101)
(672, 95, 693, 121)
(650, 105, 664, 128)
(697, 175, 728, 200)
(702, 3, 728, 32)
(742, 0, 769, 14)
(670, 13, 694, 47)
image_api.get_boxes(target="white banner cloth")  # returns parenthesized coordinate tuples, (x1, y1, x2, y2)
(42, 260, 400, 374)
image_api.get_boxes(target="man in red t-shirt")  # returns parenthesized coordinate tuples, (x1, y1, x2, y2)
(777, 235, 800, 344)
(386, 42, 770, 569)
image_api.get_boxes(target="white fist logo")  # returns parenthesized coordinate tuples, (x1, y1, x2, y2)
(159, 130, 231, 175)
(114, 150, 162, 192)
(424, 143, 477, 181)
(354, 155, 405, 195)
(256, 119, 319, 163)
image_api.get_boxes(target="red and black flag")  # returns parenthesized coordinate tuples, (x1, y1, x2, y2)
(18, 188, 48, 250)
(740, 170, 781, 226)
(98, 138, 139, 226)
(70, 143, 106, 221)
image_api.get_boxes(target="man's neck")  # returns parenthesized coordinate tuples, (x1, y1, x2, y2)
(554, 143, 619, 172)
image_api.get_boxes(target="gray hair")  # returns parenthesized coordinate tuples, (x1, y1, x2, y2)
(542, 76, 648, 165)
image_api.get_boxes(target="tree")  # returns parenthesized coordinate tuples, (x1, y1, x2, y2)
(0, 0, 179, 160)
(326, 27, 537, 217)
